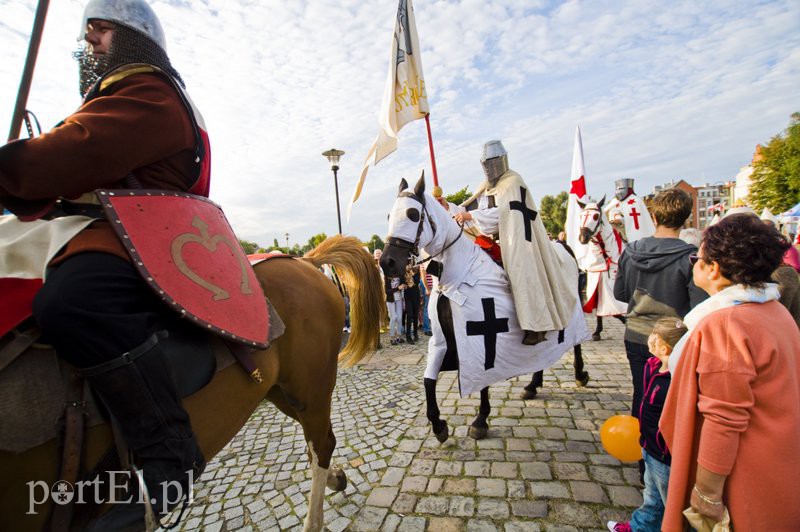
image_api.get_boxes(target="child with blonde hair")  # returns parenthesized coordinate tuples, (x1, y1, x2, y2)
(608, 317, 687, 532)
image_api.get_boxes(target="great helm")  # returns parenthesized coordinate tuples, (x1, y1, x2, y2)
(480, 140, 509, 185)
(614, 178, 635, 201)
(78, 0, 167, 51)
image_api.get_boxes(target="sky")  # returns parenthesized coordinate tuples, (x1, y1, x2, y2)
(2, 0, 799, 249)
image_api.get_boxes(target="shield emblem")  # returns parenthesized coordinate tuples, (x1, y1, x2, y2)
(97, 190, 268, 349)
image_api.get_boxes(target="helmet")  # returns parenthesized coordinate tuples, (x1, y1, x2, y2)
(78, 0, 167, 51)
(614, 178, 635, 201)
(480, 140, 509, 186)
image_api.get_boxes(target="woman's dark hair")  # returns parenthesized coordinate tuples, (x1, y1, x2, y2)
(703, 214, 790, 286)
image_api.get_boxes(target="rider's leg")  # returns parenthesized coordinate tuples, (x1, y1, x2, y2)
(33, 253, 204, 522)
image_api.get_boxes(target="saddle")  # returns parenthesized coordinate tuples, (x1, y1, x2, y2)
(0, 304, 284, 455)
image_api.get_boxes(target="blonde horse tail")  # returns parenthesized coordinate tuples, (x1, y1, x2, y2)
(303, 235, 386, 366)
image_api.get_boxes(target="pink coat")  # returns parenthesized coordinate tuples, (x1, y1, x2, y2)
(660, 301, 800, 531)
(784, 245, 800, 272)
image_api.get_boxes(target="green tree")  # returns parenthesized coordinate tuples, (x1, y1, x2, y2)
(749, 112, 800, 213)
(302, 233, 328, 253)
(444, 186, 472, 205)
(539, 191, 569, 236)
(365, 234, 385, 253)
(238, 239, 262, 254)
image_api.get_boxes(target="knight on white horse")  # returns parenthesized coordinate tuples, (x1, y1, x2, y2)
(577, 196, 628, 320)
(380, 175, 589, 441)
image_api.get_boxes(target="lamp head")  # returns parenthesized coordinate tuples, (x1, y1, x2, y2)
(322, 148, 345, 171)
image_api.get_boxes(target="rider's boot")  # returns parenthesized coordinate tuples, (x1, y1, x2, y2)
(83, 333, 205, 531)
(522, 330, 547, 345)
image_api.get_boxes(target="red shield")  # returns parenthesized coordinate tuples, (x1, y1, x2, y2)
(97, 190, 268, 349)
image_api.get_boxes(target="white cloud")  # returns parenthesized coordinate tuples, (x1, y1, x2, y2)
(1, 0, 798, 248)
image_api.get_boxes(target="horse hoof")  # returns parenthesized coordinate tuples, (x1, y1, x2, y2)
(432, 421, 449, 443)
(576, 373, 590, 387)
(520, 388, 538, 400)
(468, 424, 488, 440)
(326, 465, 347, 492)
(591, 334, 601, 341)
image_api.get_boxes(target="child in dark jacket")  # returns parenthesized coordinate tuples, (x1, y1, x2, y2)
(608, 317, 688, 532)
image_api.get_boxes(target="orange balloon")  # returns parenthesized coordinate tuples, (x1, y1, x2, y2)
(600, 415, 642, 462)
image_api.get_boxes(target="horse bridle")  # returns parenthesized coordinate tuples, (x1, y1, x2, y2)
(388, 192, 463, 267)
(581, 205, 614, 264)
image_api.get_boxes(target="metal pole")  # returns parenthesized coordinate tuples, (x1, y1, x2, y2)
(333, 167, 343, 235)
(8, 0, 51, 141)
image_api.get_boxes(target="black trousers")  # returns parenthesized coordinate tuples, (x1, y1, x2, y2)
(404, 288, 420, 338)
(624, 340, 651, 419)
(33, 252, 170, 368)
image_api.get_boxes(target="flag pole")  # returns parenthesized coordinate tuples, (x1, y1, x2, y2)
(424, 114, 439, 187)
(8, 0, 50, 142)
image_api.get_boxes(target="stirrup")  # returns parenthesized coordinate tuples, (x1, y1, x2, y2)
(132, 465, 191, 531)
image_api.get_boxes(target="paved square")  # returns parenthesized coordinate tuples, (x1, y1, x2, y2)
(177, 316, 642, 531)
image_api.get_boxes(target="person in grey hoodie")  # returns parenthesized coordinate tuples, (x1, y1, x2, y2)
(614, 188, 707, 422)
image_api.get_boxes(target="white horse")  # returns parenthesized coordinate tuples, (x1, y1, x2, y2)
(380, 175, 589, 441)
(576, 196, 627, 340)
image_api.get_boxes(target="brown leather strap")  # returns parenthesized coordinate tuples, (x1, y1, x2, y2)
(0, 325, 39, 372)
(224, 340, 263, 384)
(49, 368, 86, 532)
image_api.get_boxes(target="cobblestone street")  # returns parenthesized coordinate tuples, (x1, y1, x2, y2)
(178, 317, 642, 531)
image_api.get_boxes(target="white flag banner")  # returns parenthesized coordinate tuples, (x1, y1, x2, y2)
(348, 0, 428, 219)
(566, 126, 590, 263)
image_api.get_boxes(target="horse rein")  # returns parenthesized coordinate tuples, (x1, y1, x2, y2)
(394, 191, 465, 267)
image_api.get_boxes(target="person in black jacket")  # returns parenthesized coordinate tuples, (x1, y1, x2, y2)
(607, 317, 687, 532)
(614, 188, 706, 420)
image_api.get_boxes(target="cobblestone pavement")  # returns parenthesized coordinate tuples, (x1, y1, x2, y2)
(177, 317, 642, 531)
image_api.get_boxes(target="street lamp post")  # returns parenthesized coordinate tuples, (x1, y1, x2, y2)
(322, 148, 345, 235)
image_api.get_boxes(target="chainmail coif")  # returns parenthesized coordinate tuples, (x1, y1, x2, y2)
(74, 23, 184, 98)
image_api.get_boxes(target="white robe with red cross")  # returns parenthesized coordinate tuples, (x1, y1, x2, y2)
(605, 194, 655, 242)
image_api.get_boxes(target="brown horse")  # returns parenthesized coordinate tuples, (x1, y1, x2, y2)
(0, 235, 385, 532)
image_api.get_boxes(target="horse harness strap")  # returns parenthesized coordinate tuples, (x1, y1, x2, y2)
(49, 367, 87, 532)
(0, 325, 39, 373)
(592, 233, 612, 269)
(224, 340, 263, 384)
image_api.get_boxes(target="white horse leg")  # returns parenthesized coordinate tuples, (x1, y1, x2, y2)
(303, 446, 328, 532)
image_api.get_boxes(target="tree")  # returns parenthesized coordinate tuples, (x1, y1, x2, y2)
(539, 191, 569, 236)
(365, 234, 385, 253)
(444, 186, 472, 205)
(238, 239, 262, 254)
(748, 112, 800, 214)
(302, 233, 328, 253)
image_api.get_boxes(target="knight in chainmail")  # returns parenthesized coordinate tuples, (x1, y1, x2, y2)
(1, 1, 211, 529)
(74, 22, 183, 97)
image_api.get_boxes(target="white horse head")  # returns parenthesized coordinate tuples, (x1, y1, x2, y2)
(380, 173, 464, 279)
(576, 196, 607, 245)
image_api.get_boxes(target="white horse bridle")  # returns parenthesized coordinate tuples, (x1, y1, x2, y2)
(389, 191, 463, 267)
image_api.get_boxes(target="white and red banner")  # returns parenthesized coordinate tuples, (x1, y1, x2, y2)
(566, 126, 590, 263)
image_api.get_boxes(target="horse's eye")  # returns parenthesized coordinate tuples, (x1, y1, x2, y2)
(593, 213, 599, 221)
(406, 208, 420, 222)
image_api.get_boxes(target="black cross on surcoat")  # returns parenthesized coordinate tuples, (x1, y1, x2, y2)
(509, 186, 538, 242)
(466, 298, 510, 370)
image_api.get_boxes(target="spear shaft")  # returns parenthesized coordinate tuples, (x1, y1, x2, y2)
(8, 0, 51, 142)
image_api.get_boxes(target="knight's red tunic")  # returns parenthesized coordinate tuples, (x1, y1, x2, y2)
(0, 67, 211, 259)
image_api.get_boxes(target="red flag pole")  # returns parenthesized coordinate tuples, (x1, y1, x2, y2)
(8, 0, 50, 141)
(424, 114, 439, 187)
